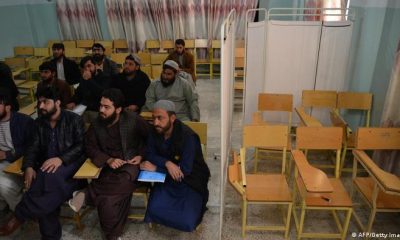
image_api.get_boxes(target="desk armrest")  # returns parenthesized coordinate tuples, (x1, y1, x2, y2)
(353, 150, 400, 193)
(292, 150, 333, 193)
(295, 107, 322, 127)
(3, 158, 23, 176)
(73, 159, 101, 179)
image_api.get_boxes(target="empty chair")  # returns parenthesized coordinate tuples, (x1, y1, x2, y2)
(194, 39, 211, 78)
(145, 39, 160, 53)
(351, 127, 400, 237)
(184, 121, 208, 157)
(228, 125, 292, 238)
(113, 39, 129, 52)
(301, 90, 337, 126)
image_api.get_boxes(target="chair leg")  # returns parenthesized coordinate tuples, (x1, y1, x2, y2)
(297, 204, 306, 240)
(339, 145, 348, 177)
(73, 212, 84, 230)
(241, 200, 247, 238)
(365, 208, 377, 238)
(285, 203, 292, 240)
(341, 208, 352, 240)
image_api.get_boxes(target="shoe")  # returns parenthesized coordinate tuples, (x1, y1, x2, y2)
(68, 191, 86, 212)
(0, 215, 23, 236)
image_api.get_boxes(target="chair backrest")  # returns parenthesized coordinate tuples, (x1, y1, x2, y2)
(111, 53, 129, 66)
(14, 46, 34, 56)
(302, 90, 337, 109)
(145, 39, 160, 50)
(34, 48, 50, 57)
(113, 39, 128, 49)
(243, 125, 288, 148)
(184, 39, 195, 49)
(141, 66, 152, 79)
(258, 93, 293, 112)
(5, 57, 26, 68)
(296, 126, 342, 150)
(64, 48, 85, 58)
(337, 92, 373, 127)
(47, 40, 60, 48)
(184, 121, 207, 146)
(76, 39, 94, 49)
(160, 40, 175, 50)
(151, 65, 162, 79)
(355, 128, 400, 150)
(62, 41, 76, 48)
(150, 53, 168, 65)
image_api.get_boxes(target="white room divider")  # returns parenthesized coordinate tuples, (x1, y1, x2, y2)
(243, 8, 354, 126)
(219, 9, 236, 240)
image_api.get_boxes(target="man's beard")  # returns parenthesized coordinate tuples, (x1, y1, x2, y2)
(93, 54, 104, 65)
(123, 69, 136, 77)
(155, 120, 171, 134)
(98, 111, 117, 126)
(39, 106, 57, 120)
(161, 77, 175, 87)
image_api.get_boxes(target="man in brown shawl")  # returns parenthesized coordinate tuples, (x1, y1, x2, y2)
(69, 88, 148, 240)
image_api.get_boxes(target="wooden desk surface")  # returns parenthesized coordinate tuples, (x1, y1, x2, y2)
(140, 111, 152, 121)
(3, 158, 23, 176)
(19, 101, 37, 116)
(73, 159, 101, 179)
(292, 150, 333, 193)
(295, 107, 322, 127)
(12, 67, 30, 78)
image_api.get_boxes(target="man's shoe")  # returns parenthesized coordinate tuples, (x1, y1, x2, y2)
(0, 215, 23, 236)
(68, 190, 86, 212)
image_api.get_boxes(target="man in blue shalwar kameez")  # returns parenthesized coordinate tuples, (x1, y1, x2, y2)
(140, 100, 210, 231)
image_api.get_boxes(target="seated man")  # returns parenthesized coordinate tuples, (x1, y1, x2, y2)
(37, 61, 72, 108)
(51, 43, 81, 85)
(91, 43, 119, 78)
(140, 100, 210, 231)
(111, 54, 151, 112)
(67, 56, 111, 124)
(143, 60, 200, 121)
(69, 88, 148, 240)
(165, 39, 196, 83)
(0, 86, 86, 239)
(0, 90, 33, 221)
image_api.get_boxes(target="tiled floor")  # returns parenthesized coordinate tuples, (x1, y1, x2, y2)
(4, 78, 400, 240)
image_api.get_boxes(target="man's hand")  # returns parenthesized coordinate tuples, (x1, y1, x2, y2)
(24, 167, 36, 189)
(107, 158, 126, 169)
(127, 155, 142, 165)
(0, 150, 6, 160)
(66, 102, 76, 110)
(82, 69, 92, 80)
(125, 105, 138, 112)
(165, 161, 184, 182)
(140, 161, 156, 172)
(40, 157, 63, 173)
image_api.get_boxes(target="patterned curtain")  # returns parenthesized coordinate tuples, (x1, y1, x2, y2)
(104, 0, 257, 52)
(304, 0, 347, 21)
(56, 0, 102, 40)
(373, 40, 400, 176)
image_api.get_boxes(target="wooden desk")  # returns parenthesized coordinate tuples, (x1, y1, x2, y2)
(140, 111, 152, 121)
(3, 158, 23, 176)
(19, 101, 37, 116)
(12, 67, 30, 81)
(73, 159, 101, 179)
(295, 107, 322, 127)
(17, 81, 38, 103)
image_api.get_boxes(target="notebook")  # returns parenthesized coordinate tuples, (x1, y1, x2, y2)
(138, 170, 166, 183)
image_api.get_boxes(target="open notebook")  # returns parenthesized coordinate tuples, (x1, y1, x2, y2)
(138, 171, 166, 183)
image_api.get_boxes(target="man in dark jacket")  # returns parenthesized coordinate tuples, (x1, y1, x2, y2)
(69, 88, 148, 240)
(112, 54, 151, 112)
(51, 43, 81, 85)
(0, 63, 19, 111)
(0, 86, 86, 239)
(0, 90, 33, 216)
(67, 56, 111, 124)
(92, 43, 119, 78)
(165, 39, 196, 83)
(140, 100, 210, 232)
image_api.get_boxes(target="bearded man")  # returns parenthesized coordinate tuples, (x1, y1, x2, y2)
(111, 54, 150, 112)
(140, 100, 210, 231)
(50, 43, 81, 85)
(91, 43, 119, 78)
(143, 60, 200, 121)
(68, 88, 148, 240)
(37, 61, 72, 108)
(0, 86, 86, 239)
(67, 56, 111, 124)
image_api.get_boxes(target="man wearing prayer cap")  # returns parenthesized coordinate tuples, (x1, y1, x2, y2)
(143, 60, 200, 121)
(165, 39, 196, 83)
(141, 100, 210, 231)
(112, 54, 151, 112)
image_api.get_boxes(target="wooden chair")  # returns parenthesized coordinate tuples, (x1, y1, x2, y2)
(291, 149, 352, 240)
(301, 90, 337, 126)
(253, 93, 293, 173)
(295, 126, 343, 178)
(151, 65, 162, 80)
(295, 107, 323, 127)
(76, 40, 94, 50)
(95, 41, 113, 56)
(351, 128, 400, 237)
(111, 53, 129, 69)
(18, 101, 37, 116)
(184, 39, 195, 54)
(210, 40, 221, 78)
(160, 40, 175, 53)
(145, 39, 160, 53)
(14, 46, 34, 56)
(62, 41, 76, 48)
(33, 48, 51, 57)
(335, 92, 373, 174)
(184, 121, 208, 158)
(64, 48, 86, 61)
(194, 39, 211, 78)
(141, 66, 152, 79)
(113, 39, 128, 52)
(229, 124, 292, 238)
(3, 158, 89, 230)
(137, 52, 151, 65)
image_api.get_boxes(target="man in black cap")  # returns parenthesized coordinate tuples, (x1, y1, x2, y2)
(51, 43, 81, 85)
(37, 61, 72, 108)
(111, 54, 151, 112)
(91, 43, 119, 78)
